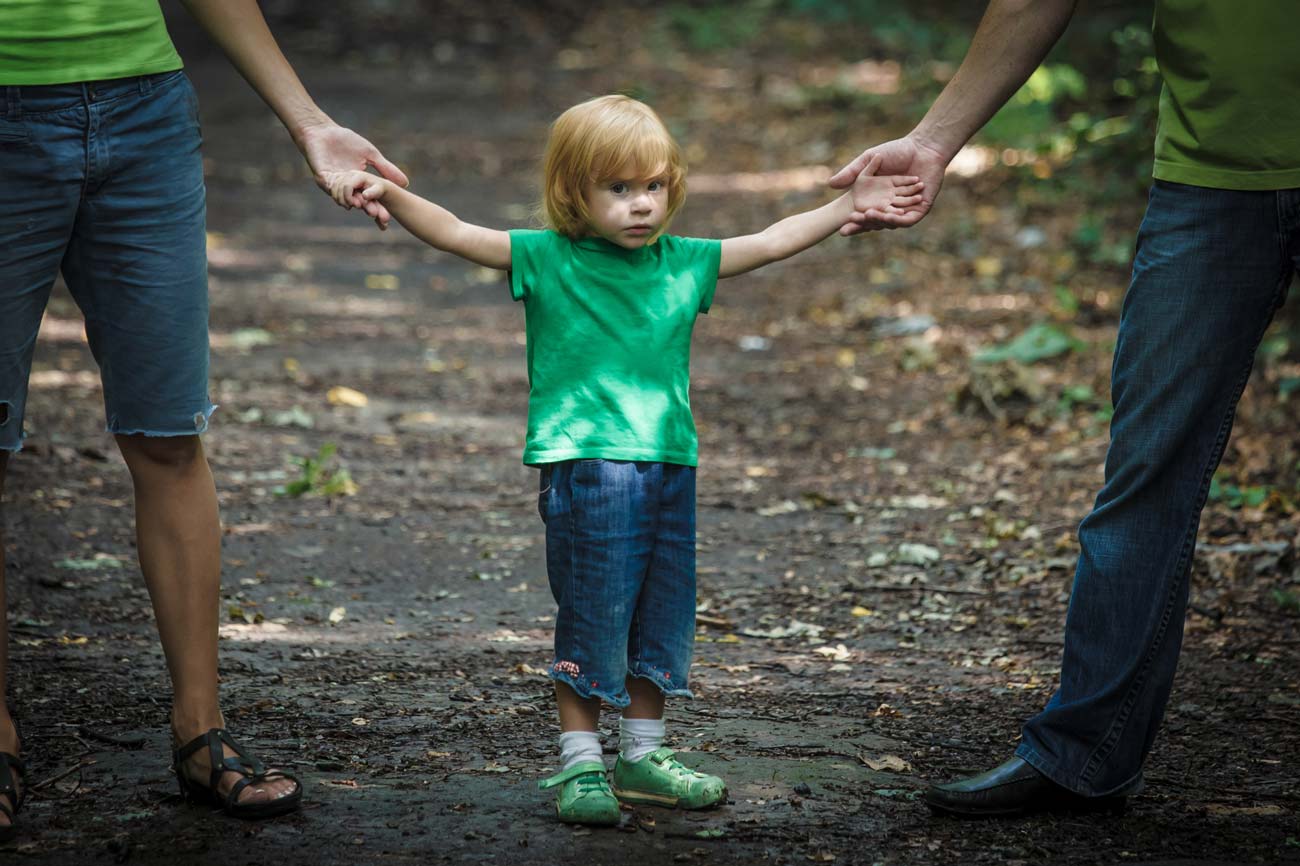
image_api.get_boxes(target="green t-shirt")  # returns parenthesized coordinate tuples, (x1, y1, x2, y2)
(1152, 0, 1300, 190)
(508, 230, 722, 467)
(0, 0, 182, 85)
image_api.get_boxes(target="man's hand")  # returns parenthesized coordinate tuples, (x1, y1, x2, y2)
(850, 154, 926, 218)
(300, 122, 409, 230)
(829, 136, 948, 235)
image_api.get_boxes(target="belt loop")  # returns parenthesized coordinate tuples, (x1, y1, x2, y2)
(138, 74, 152, 97)
(3, 86, 19, 120)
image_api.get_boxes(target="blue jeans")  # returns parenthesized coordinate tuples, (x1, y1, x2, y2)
(539, 459, 697, 708)
(1018, 181, 1300, 796)
(0, 71, 212, 452)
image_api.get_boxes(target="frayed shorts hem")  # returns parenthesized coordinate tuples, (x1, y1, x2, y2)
(107, 403, 217, 438)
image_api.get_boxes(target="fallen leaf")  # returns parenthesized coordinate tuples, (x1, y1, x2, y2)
(329, 606, 347, 624)
(860, 754, 912, 773)
(364, 273, 400, 290)
(327, 386, 369, 408)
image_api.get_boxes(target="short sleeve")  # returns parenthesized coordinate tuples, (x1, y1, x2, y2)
(508, 229, 560, 302)
(665, 236, 728, 313)
(660, 235, 723, 314)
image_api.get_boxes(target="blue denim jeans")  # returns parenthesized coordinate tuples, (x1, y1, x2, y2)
(0, 71, 212, 452)
(539, 459, 697, 708)
(1018, 181, 1300, 796)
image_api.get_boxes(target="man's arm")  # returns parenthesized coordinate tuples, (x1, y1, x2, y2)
(180, 0, 409, 227)
(831, 0, 1078, 233)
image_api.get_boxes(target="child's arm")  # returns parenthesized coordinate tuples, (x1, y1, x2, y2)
(327, 170, 512, 270)
(718, 156, 922, 279)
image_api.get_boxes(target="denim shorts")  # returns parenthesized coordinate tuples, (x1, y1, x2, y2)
(538, 459, 697, 707)
(0, 70, 213, 452)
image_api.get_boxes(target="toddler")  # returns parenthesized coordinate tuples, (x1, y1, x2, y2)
(327, 94, 921, 825)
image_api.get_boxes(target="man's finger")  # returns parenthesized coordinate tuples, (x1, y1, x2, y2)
(828, 150, 873, 189)
(369, 153, 410, 188)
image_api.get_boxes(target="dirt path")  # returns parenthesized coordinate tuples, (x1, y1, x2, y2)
(3, 6, 1297, 864)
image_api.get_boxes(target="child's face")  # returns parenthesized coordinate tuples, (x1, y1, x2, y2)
(582, 169, 670, 249)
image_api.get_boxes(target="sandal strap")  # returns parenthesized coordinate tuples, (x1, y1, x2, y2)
(173, 728, 273, 794)
(0, 752, 25, 814)
(224, 769, 301, 810)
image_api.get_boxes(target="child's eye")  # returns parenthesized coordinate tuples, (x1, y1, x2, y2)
(648, 181, 664, 192)
(610, 182, 628, 194)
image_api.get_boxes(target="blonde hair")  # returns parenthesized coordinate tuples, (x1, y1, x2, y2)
(541, 94, 686, 240)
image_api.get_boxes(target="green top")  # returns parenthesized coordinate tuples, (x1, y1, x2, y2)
(1152, 0, 1300, 190)
(0, 0, 182, 85)
(508, 230, 722, 467)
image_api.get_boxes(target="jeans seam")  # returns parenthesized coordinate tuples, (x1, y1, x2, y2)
(1079, 262, 1294, 786)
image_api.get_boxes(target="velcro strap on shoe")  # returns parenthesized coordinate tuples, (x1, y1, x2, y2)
(538, 761, 607, 790)
(647, 747, 675, 765)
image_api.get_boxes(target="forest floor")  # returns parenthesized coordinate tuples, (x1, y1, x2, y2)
(3, 4, 1297, 864)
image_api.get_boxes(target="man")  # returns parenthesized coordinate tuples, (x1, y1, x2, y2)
(0, 0, 408, 832)
(830, 0, 1300, 816)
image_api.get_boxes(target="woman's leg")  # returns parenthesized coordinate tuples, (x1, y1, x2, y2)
(0, 451, 20, 830)
(116, 434, 295, 805)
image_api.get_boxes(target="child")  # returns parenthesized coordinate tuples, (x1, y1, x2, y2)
(326, 94, 921, 826)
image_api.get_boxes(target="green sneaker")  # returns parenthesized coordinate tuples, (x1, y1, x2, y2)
(538, 761, 621, 826)
(611, 747, 727, 809)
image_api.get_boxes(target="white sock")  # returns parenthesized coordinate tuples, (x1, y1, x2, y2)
(619, 717, 665, 763)
(558, 730, 603, 771)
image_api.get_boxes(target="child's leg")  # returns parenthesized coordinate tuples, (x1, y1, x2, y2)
(542, 460, 657, 711)
(613, 464, 725, 808)
(555, 684, 603, 770)
(621, 678, 666, 762)
(538, 460, 661, 824)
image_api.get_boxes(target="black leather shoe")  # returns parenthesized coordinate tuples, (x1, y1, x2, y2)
(924, 757, 1131, 818)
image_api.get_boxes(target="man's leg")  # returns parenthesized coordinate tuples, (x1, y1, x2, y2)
(1017, 183, 1295, 797)
(929, 181, 1296, 813)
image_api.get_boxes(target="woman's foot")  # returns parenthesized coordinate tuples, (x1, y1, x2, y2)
(538, 761, 622, 826)
(611, 748, 726, 809)
(0, 724, 24, 841)
(172, 726, 301, 819)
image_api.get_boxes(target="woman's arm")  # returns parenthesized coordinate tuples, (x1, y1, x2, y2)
(719, 160, 921, 278)
(330, 172, 512, 271)
(180, 0, 409, 227)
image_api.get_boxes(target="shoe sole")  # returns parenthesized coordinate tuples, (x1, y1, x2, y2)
(554, 801, 620, 826)
(925, 795, 1127, 819)
(612, 786, 728, 810)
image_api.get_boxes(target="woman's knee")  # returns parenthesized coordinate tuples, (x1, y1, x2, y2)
(117, 434, 205, 473)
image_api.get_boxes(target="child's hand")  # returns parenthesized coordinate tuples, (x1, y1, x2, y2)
(848, 154, 925, 225)
(325, 170, 392, 229)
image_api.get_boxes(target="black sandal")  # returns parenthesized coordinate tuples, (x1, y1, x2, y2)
(0, 752, 24, 842)
(172, 728, 302, 820)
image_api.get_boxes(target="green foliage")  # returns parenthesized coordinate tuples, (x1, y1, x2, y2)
(1072, 214, 1133, 267)
(784, 0, 972, 60)
(980, 19, 1160, 194)
(974, 322, 1082, 365)
(982, 64, 1087, 148)
(276, 442, 357, 498)
(1057, 384, 1095, 413)
(1273, 589, 1300, 614)
(1207, 473, 1270, 510)
(661, 0, 774, 52)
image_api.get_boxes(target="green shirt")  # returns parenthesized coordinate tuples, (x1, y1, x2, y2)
(1152, 0, 1300, 190)
(0, 0, 182, 85)
(508, 230, 722, 467)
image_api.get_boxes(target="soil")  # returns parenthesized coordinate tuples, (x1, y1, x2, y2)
(2, 4, 1297, 864)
